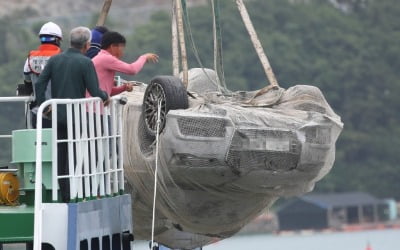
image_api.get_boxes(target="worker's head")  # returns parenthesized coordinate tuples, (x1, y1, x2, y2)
(91, 26, 109, 45)
(70, 27, 92, 53)
(86, 26, 109, 58)
(39, 22, 62, 46)
(101, 31, 126, 59)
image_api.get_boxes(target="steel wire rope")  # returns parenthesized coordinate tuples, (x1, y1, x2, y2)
(180, 0, 230, 94)
(150, 99, 162, 250)
(211, 0, 227, 90)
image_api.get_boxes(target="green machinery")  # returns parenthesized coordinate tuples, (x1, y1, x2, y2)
(0, 129, 52, 247)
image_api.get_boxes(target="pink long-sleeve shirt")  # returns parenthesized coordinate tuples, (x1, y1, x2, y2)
(87, 49, 147, 97)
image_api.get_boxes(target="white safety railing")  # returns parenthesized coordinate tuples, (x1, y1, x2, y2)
(33, 96, 126, 250)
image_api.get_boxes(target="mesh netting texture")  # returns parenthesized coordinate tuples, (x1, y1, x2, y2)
(122, 69, 343, 249)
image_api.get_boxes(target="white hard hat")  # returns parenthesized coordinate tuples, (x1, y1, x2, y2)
(39, 22, 62, 39)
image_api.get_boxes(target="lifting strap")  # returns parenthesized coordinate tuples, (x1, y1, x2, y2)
(235, 0, 279, 87)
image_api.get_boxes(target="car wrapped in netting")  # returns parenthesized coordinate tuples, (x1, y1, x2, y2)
(122, 68, 343, 249)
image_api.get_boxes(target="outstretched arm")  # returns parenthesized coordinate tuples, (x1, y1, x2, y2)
(107, 53, 159, 75)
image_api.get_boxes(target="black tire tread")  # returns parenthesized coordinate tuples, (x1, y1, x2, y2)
(143, 75, 188, 135)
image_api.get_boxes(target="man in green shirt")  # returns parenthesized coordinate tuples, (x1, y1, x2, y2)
(35, 26, 109, 202)
(36, 26, 109, 121)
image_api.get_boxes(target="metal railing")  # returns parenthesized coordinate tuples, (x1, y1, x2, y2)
(0, 96, 33, 172)
(33, 96, 125, 250)
(0, 96, 33, 139)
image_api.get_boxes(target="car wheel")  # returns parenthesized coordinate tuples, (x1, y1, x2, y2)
(143, 75, 188, 136)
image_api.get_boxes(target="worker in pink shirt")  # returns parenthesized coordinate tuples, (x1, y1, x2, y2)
(88, 31, 158, 98)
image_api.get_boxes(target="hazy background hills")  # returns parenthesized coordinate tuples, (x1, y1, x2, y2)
(0, 0, 188, 33)
(0, 0, 185, 17)
(0, 0, 398, 202)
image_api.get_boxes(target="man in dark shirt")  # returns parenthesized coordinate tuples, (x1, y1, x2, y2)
(35, 26, 109, 202)
(36, 26, 109, 119)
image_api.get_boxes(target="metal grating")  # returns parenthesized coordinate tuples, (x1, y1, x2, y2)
(178, 117, 226, 137)
(226, 150, 299, 173)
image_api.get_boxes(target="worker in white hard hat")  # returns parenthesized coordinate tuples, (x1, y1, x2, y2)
(18, 21, 63, 128)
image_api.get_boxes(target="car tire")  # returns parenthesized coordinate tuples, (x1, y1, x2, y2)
(143, 75, 188, 136)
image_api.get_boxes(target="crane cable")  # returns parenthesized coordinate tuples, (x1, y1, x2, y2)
(211, 0, 227, 90)
(180, 0, 230, 94)
(150, 99, 162, 250)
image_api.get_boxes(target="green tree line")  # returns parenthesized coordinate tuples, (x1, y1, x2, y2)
(121, 0, 400, 199)
(0, 0, 398, 199)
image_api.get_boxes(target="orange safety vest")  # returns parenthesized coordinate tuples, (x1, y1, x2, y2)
(28, 44, 61, 75)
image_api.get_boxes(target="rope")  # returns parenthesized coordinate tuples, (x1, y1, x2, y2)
(175, 0, 189, 88)
(0, 173, 19, 206)
(235, 0, 279, 87)
(171, 0, 180, 77)
(6, 188, 18, 206)
(150, 99, 162, 250)
(211, 0, 227, 90)
(96, 0, 113, 26)
(180, 0, 230, 94)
